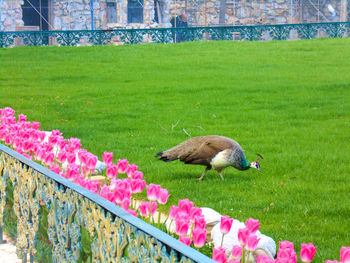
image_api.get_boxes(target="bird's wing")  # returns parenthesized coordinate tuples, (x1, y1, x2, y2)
(179, 136, 236, 165)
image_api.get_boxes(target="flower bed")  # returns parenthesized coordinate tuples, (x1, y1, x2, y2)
(0, 107, 349, 263)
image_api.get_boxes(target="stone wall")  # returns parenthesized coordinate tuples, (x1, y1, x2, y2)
(0, 0, 348, 32)
(53, 0, 107, 30)
(0, 0, 24, 31)
(172, 0, 348, 27)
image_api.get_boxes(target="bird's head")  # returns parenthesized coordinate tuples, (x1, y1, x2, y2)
(250, 153, 263, 171)
(249, 160, 261, 171)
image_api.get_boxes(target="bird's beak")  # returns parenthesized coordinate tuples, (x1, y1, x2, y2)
(256, 160, 261, 172)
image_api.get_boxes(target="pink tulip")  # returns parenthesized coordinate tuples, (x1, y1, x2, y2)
(246, 218, 260, 234)
(60, 171, 69, 180)
(176, 210, 190, 223)
(37, 130, 46, 141)
(300, 243, 317, 262)
(194, 215, 206, 230)
(72, 174, 84, 185)
(99, 185, 114, 202)
(23, 139, 33, 152)
(110, 178, 131, 193)
(42, 142, 53, 152)
(117, 159, 128, 173)
(57, 150, 67, 163)
(279, 241, 295, 250)
(48, 135, 59, 146)
(246, 234, 260, 252)
(175, 217, 190, 236)
(127, 209, 138, 217)
(57, 138, 67, 150)
(17, 114, 26, 122)
(158, 188, 170, 204)
(190, 206, 202, 220)
(277, 246, 297, 263)
(341, 247, 350, 263)
(212, 247, 227, 263)
(227, 260, 240, 263)
(150, 201, 157, 216)
(31, 121, 40, 130)
(129, 179, 138, 193)
(139, 201, 150, 217)
(5, 134, 12, 145)
(130, 179, 145, 193)
(120, 198, 131, 210)
(106, 163, 118, 180)
(86, 154, 98, 173)
(113, 188, 128, 204)
(220, 216, 233, 235)
(192, 227, 207, 248)
(102, 152, 113, 165)
(68, 137, 81, 152)
(43, 151, 54, 166)
(66, 164, 80, 179)
(178, 199, 194, 215)
(146, 184, 160, 201)
(78, 149, 88, 164)
(179, 235, 191, 246)
(50, 164, 60, 174)
(126, 163, 138, 177)
(67, 152, 76, 165)
(231, 245, 242, 260)
(257, 255, 275, 263)
(131, 170, 143, 180)
(238, 227, 251, 247)
(169, 205, 179, 220)
(51, 129, 62, 136)
(325, 261, 339, 263)
(81, 180, 101, 194)
(2, 107, 15, 117)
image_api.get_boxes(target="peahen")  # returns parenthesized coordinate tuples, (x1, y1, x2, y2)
(155, 135, 262, 180)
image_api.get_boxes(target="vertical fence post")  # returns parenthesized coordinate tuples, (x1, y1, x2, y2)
(91, 0, 94, 30)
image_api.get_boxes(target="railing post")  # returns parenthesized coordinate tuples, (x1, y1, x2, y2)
(0, 143, 214, 263)
(0, 32, 3, 48)
(1, 22, 350, 48)
(0, 172, 6, 245)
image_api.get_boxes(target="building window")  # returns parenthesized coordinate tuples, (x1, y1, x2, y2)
(128, 0, 144, 23)
(154, 0, 165, 23)
(22, 0, 49, 31)
(107, 2, 117, 23)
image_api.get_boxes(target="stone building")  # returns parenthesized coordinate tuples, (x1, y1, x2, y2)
(0, 0, 349, 32)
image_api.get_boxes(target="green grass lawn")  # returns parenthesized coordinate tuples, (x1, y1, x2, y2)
(1, 38, 349, 261)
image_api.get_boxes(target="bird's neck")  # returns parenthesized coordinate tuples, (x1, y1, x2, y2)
(241, 160, 250, 170)
(227, 148, 250, 170)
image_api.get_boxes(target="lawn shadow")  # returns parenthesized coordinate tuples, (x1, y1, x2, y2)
(169, 170, 254, 182)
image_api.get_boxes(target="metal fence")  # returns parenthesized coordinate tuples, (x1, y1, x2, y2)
(0, 143, 214, 263)
(0, 22, 349, 47)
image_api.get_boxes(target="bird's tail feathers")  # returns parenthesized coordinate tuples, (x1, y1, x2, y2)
(155, 152, 163, 157)
(155, 151, 178, 162)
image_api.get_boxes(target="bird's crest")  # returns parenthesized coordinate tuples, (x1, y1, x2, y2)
(252, 153, 264, 171)
(256, 153, 264, 161)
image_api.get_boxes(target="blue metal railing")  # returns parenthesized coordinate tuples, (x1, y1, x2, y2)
(0, 22, 349, 48)
(0, 143, 214, 263)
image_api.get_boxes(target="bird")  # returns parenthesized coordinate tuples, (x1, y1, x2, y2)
(155, 135, 262, 181)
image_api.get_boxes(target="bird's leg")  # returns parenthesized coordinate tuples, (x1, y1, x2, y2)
(197, 167, 210, 181)
(218, 170, 224, 180)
